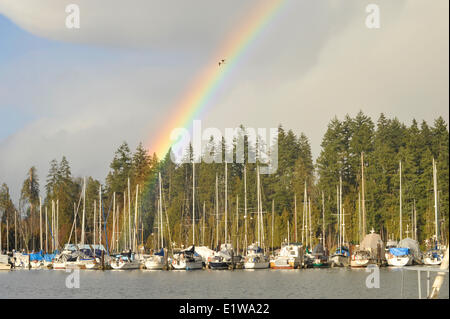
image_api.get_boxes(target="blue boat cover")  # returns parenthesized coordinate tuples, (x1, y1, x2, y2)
(155, 248, 165, 256)
(335, 247, 350, 257)
(389, 247, 410, 256)
(29, 253, 44, 261)
(43, 254, 56, 262)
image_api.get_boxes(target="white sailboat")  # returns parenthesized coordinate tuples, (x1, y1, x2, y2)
(423, 158, 445, 265)
(171, 161, 203, 270)
(145, 173, 166, 270)
(244, 166, 269, 269)
(386, 161, 412, 267)
(331, 175, 350, 267)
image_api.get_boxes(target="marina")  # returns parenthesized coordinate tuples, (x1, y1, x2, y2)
(1, 266, 448, 299)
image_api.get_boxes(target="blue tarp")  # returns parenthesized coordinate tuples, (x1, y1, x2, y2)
(335, 247, 350, 257)
(389, 247, 410, 256)
(43, 254, 56, 262)
(29, 253, 44, 261)
(155, 248, 165, 256)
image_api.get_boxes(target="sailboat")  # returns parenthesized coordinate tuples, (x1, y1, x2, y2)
(386, 161, 413, 267)
(111, 180, 141, 270)
(209, 163, 242, 270)
(423, 158, 445, 265)
(330, 176, 350, 267)
(145, 173, 166, 270)
(170, 161, 203, 270)
(244, 166, 269, 269)
(350, 153, 370, 268)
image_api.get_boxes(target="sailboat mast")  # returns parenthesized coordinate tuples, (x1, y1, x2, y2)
(159, 172, 164, 249)
(257, 166, 260, 246)
(112, 192, 116, 251)
(272, 199, 274, 254)
(45, 207, 48, 253)
(134, 184, 139, 253)
(203, 201, 206, 247)
(244, 166, 247, 254)
(322, 191, 325, 246)
(413, 199, 417, 241)
(80, 178, 86, 246)
(361, 152, 366, 237)
(294, 194, 297, 242)
(302, 180, 308, 245)
(309, 197, 312, 247)
(99, 185, 102, 247)
(216, 173, 219, 248)
(192, 161, 195, 246)
(225, 161, 227, 244)
(94, 201, 96, 247)
(236, 195, 239, 253)
(127, 178, 131, 250)
(399, 161, 402, 241)
(433, 158, 439, 244)
(39, 197, 43, 252)
(358, 191, 361, 243)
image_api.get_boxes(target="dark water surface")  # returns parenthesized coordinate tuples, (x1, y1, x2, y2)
(0, 266, 448, 299)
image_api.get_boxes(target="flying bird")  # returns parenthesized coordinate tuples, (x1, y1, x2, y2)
(218, 59, 226, 66)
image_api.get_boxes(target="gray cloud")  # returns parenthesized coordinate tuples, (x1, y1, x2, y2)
(0, 0, 448, 204)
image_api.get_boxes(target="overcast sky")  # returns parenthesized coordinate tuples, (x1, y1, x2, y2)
(0, 0, 448, 204)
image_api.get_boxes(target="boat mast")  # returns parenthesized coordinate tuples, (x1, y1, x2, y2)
(339, 176, 342, 248)
(94, 201, 97, 247)
(322, 191, 325, 246)
(413, 199, 417, 241)
(39, 197, 43, 252)
(215, 173, 219, 248)
(236, 195, 239, 253)
(399, 161, 402, 241)
(256, 166, 261, 246)
(112, 192, 116, 251)
(192, 161, 195, 246)
(123, 194, 126, 251)
(99, 185, 102, 247)
(308, 197, 312, 248)
(294, 194, 297, 242)
(159, 172, 164, 250)
(127, 178, 131, 250)
(81, 177, 86, 246)
(303, 181, 307, 246)
(358, 191, 361, 243)
(433, 158, 439, 245)
(134, 184, 139, 253)
(361, 152, 366, 237)
(45, 207, 48, 253)
(244, 165, 248, 255)
(225, 161, 227, 244)
(272, 199, 274, 255)
(203, 201, 206, 247)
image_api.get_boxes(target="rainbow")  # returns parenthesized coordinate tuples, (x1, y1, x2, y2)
(146, 0, 286, 160)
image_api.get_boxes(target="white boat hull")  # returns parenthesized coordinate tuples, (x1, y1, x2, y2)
(244, 262, 269, 269)
(110, 260, 141, 270)
(386, 254, 412, 267)
(350, 259, 370, 267)
(423, 257, 442, 266)
(145, 260, 164, 270)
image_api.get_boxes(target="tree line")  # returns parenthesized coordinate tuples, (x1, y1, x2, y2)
(0, 112, 448, 253)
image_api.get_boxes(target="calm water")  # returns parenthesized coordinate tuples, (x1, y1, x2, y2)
(0, 266, 448, 299)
